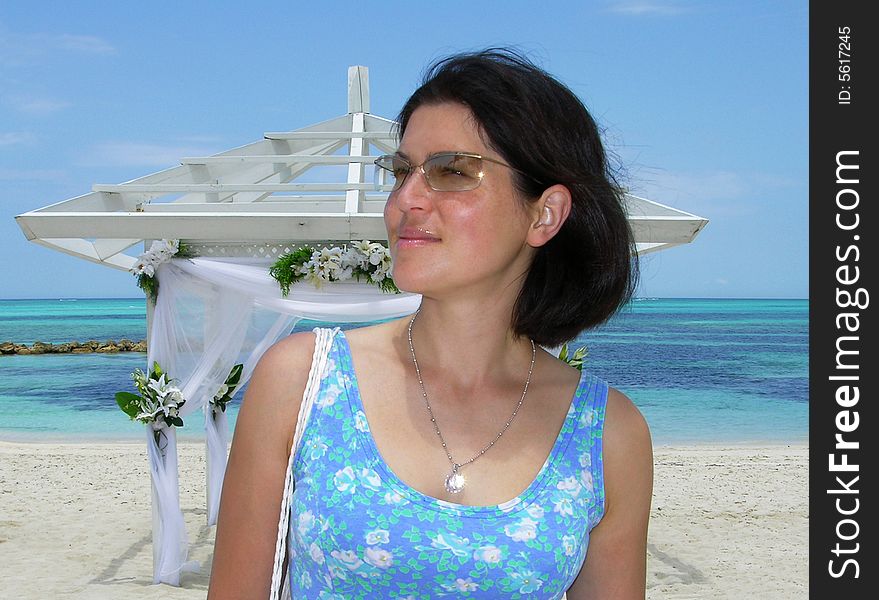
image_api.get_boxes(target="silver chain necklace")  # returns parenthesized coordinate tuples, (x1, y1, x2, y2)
(406, 309, 536, 494)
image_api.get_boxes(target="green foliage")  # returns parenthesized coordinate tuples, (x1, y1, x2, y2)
(115, 391, 142, 419)
(268, 247, 312, 296)
(136, 273, 159, 303)
(134, 241, 191, 303)
(211, 363, 245, 413)
(559, 343, 589, 371)
(116, 360, 186, 428)
(268, 242, 399, 296)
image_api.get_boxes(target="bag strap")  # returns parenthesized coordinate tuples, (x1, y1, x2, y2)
(269, 327, 339, 600)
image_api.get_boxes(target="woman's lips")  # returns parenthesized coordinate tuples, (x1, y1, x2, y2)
(396, 227, 440, 248)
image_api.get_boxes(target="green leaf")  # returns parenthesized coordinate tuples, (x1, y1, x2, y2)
(226, 363, 244, 385)
(115, 391, 142, 419)
(558, 343, 569, 362)
(559, 343, 588, 371)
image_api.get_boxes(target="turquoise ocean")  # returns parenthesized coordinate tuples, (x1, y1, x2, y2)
(0, 298, 807, 445)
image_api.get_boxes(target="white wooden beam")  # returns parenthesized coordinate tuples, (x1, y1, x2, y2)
(348, 66, 369, 114)
(18, 212, 390, 241)
(263, 131, 394, 140)
(92, 183, 378, 194)
(346, 112, 367, 213)
(180, 154, 380, 165)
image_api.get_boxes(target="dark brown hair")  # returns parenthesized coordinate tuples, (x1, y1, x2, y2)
(398, 48, 638, 346)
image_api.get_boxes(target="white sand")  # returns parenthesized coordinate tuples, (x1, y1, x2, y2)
(0, 441, 807, 599)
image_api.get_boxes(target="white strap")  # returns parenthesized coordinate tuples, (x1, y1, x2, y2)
(269, 327, 339, 600)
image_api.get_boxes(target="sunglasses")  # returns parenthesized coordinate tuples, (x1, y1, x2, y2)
(374, 152, 521, 192)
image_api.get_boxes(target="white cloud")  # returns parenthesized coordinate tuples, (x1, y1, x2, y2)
(0, 131, 35, 146)
(0, 167, 65, 181)
(715, 277, 729, 286)
(54, 34, 115, 55)
(605, 1, 690, 16)
(0, 27, 115, 67)
(6, 95, 72, 115)
(625, 168, 799, 217)
(81, 141, 224, 168)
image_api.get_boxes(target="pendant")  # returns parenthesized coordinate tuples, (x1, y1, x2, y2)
(444, 466, 466, 494)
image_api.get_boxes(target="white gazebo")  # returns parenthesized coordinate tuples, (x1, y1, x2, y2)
(15, 66, 707, 586)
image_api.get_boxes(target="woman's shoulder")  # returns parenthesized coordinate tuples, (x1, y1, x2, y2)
(602, 386, 653, 497)
(234, 331, 320, 450)
(340, 317, 409, 362)
(604, 387, 650, 443)
(255, 331, 318, 387)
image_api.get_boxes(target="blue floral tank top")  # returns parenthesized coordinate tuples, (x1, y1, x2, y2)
(287, 329, 608, 599)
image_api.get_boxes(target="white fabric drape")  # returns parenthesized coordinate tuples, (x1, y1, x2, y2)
(145, 257, 420, 585)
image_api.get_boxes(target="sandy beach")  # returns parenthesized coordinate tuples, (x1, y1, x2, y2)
(0, 441, 807, 599)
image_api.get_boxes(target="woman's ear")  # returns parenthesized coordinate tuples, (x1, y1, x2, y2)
(526, 184, 572, 248)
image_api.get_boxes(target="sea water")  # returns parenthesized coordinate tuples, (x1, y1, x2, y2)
(0, 298, 807, 445)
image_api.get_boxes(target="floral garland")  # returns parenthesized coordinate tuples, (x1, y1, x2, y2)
(116, 361, 186, 434)
(269, 240, 399, 296)
(130, 239, 190, 302)
(210, 363, 244, 414)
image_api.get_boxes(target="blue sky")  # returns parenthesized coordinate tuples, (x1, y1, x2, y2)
(0, 1, 807, 299)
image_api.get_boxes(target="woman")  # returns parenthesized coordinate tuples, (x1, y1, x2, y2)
(209, 49, 652, 599)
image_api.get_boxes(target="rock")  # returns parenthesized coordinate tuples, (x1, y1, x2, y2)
(0, 339, 148, 356)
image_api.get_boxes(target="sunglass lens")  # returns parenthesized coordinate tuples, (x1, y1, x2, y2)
(375, 156, 409, 191)
(424, 154, 483, 191)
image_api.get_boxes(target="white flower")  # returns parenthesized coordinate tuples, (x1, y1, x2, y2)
(358, 467, 382, 491)
(309, 542, 325, 564)
(525, 503, 545, 519)
(330, 549, 363, 570)
(562, 534, 577, 556)
(333, 466, 357, 493)
(214, 384, 229, 400)
(557, 476, 583, 498)
(354, 410, 369, 432)
(365, 529, 390, 545)
(579, 452, 592, 468)
(363, 546, 393, 569)
(132, 239, 179, 277)
(297, 511, 315, 536)
(580, 468, 594, 490)
(504, 517, 538, 542)
(353, 240, 373, 254)
(553, 496, 575, 517)
(383, 491, 405, 505)
(473, 545, 503, 564)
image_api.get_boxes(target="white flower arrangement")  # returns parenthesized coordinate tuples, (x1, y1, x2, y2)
(269, 240, 398, 295)
(130, 239, 189, 302)
(132, 239, 180, 278)
(116, 361, 186, 430)
(210, 363, 243, 414)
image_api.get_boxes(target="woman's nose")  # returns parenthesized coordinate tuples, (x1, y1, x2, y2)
(390, 167, 434, 211)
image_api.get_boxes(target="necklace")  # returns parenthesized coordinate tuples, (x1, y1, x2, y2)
(406, 309, 536, 494)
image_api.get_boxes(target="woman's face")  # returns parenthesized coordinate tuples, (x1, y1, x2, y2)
(384, 102, 537, 298)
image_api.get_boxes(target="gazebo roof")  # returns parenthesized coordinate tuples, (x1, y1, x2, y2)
(15, 66, 707, 271)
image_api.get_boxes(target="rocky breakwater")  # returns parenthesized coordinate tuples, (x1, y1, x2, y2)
(0, 339, 147, 355)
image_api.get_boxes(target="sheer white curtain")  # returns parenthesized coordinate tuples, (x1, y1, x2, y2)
(146, 257, 420, 585)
